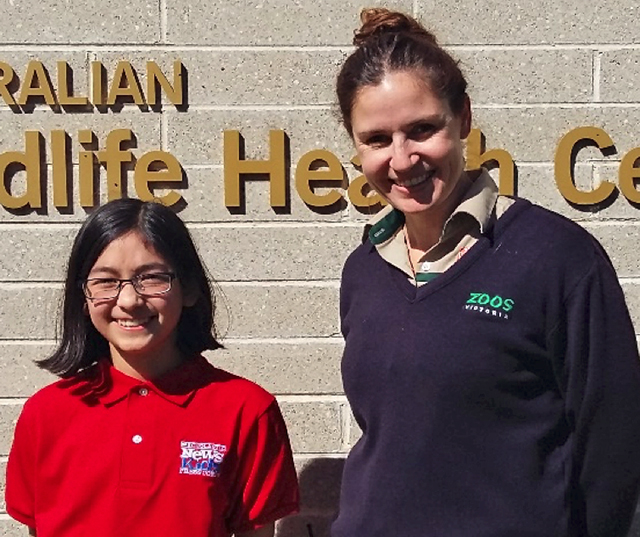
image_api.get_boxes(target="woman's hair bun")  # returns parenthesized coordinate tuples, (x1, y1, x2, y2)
(353, 8, 437, 47)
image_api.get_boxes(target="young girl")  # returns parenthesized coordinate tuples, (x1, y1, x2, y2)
(5, 199, 299, 537)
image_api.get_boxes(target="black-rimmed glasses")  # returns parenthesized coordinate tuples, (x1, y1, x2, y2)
(82, 272, 176, 300)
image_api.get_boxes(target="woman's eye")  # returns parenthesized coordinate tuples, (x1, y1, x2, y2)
(411, 123, 435, 139)
(364, 135, 390, 148)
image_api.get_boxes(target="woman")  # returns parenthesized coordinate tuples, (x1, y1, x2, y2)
(332, 8, 640, 537)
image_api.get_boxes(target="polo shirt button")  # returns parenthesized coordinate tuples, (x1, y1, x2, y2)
(139, 387, 148, 396)
(132, 434, 143, 444)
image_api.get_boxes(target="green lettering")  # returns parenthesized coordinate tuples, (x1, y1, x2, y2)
(467, 292, 482, 305)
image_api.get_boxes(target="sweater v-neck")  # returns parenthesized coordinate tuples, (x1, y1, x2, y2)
(385, 198, 532, 303)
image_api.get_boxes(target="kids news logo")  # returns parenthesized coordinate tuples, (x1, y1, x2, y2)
(180, 441, 227, 477)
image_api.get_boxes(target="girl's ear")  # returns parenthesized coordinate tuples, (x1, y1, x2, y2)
(182, 287, 199, 308)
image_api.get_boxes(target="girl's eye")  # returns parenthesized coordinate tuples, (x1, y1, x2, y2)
(86, 278, 119, 294)
(136, 273, 172, 290)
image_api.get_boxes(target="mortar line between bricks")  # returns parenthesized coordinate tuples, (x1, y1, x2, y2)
(0, 398, 27, 404)
(0, 280, 342, 287)
(340, 402, 351, 450)
(2, 102, 640, 113)
(0, 282, 61, 289)
(2, 44, 640, 52)
(620, 278, 640, 284)
(160, 0, 167, 43)
(473, 103, 640, 109)
(293, 453, 346, 460)
(217, 280, 341, 287)
(0, 221, 364, 230)
(0, 218, 638, 230)
(593, 51, 602, 102)
(276, 395, 347, 403)
(174, 102, 640, 111)
(0, 340, 57, 346)
(451, 44, 640, 52)
(161, 112, 168, 151)
(165, 104, 334, 111)
(222, 337, 344, 344)
(582, 221, 640, 228)
(0, 45, 351, 52)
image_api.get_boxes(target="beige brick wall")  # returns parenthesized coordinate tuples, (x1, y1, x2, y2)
(0, 1, 639, 536)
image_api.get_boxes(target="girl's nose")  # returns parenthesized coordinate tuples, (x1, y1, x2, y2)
(116, 281, 144, 307)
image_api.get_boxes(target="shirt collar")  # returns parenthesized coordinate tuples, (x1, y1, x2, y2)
(86, 356, 215, 407)
(367, 169, 498, 246)
(445, 168, 498, 236)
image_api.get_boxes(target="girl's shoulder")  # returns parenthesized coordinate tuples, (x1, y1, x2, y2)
(17, 365, 102, 425)
(175, 356, 278, 417)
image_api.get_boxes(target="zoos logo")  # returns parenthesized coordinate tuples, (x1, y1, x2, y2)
(466, 292, 514, 313)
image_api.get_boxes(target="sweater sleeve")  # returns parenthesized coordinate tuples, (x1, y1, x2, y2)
(549, 248, 640, 537)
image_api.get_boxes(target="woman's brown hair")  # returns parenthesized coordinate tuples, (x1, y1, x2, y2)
(336, 8, 468, 136)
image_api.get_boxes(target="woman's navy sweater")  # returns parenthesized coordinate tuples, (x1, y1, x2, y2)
(333, 199, 640, 537)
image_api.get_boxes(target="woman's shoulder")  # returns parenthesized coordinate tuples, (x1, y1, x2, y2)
(498, 197, 606, 263)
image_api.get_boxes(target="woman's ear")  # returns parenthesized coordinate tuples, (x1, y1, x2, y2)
(459, 94, 472, 139)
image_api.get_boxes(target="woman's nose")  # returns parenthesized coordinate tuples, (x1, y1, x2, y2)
(390, 141, 418, 172)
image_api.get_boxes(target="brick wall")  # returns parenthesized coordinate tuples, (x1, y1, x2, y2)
(0, 1, 639, 535)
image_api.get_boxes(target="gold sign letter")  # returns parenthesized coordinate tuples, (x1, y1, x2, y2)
(295, 149, 344, 207)
(147, 60, 183, 106)
(107, 61, 145, 105)
(0, 62, 16, 106)
(346, 155, 385, 208)
(554, 126, 616, 205)
(619, 148, 640, 204)
(465, 129, 515, 195)
(97, 129, 133, 200)
(18, 61, 56, 106)
(0, 131, 42, 209)
(223, 130, 286, 208)
(134, 151, 183, 205)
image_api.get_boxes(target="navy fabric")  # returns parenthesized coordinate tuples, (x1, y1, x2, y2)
(333, 199, 640, 537)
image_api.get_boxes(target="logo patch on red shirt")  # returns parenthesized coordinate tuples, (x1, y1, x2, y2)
(179, 441, 227, 477)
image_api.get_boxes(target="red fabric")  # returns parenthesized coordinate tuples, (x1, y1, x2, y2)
(6, 356, 299, 536)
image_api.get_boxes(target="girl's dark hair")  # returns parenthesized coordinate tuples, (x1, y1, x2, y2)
(39, 198, 222, 378)
(336, 8, 468, 135)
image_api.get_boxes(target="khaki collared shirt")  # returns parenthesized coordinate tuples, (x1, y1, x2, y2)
(367, 169, 514, 286)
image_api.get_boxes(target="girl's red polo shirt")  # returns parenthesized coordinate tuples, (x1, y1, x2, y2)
(6, 356, 299, 536)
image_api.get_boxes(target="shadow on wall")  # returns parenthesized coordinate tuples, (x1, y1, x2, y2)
(629, 506, 640, 537)
(278, 457, 345, 537)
